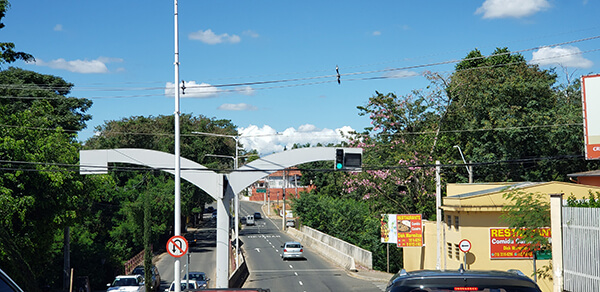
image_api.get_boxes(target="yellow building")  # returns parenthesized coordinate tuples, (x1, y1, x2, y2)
(403, 181, 600, 292)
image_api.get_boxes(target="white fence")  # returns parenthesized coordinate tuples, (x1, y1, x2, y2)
(562, 207, 600, 292)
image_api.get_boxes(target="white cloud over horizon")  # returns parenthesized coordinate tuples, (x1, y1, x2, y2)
(531, 46, 593, 68)
(218, 103, 258, 111)
(475, 0, 551, 19)
(189, 29, 241, 45)
(238, 124, 356, 155)
(34, 57, 123, 74)
(164, 80, 255, 98)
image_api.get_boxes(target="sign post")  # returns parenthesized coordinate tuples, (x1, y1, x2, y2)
(459, 239, 471, 268)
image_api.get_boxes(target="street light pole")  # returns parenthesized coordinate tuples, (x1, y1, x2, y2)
(192, 132, 241, 267)
(173, 1, 182, 291)
(453, 145, 473, 183)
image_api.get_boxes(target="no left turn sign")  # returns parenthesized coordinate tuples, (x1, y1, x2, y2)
(166, 235, 188, 257)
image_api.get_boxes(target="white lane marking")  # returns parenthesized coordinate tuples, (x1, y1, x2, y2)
(289, 265, 293, 269)
(294, 272, 298, 276)
(254, 248, 261, 253)
(298, 281, 304, 286)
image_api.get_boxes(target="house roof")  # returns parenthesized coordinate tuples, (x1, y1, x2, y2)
(567, 169, 600, 177)
(442, 181, 600, 212)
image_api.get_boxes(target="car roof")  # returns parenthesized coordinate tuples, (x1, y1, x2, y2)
(388, 268, 540, 289)
(116, 275, 141, 279)
(284, 241, 301, 245)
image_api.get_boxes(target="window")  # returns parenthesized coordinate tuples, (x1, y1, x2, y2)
(447, 242, 453, 259)
(446, 215, 452, 230)
(455, 243, 460, 259)
(454, 215, 460, 229)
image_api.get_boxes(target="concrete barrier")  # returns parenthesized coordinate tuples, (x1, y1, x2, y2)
(286, 226, 372, 271)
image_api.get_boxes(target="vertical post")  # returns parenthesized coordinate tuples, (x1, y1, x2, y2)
(468, 162, 473, 184)
(234, 137, 239, 268)
(63, 226, 70, 292)
(550, 193, 564, 292)
(386, 243, 390, 273)
(436, 161, 441, 270)
(173, 1, 182, 291)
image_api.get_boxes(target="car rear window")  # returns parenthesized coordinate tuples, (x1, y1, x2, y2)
(286, 244, 301, 248)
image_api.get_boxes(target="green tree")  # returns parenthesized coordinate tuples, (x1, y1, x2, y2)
(440, 47, 598, 182)
(0, 1, 34, 67)
(501, 190, 551, 279)
(0, 68, 91, 291)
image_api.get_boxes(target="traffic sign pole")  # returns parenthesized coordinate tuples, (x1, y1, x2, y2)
(459, 239, 471, 269)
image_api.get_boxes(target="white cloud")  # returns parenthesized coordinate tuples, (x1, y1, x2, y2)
(238, 124, 356, 155)
(531, 46, 593, 68)
(164, 80, 219, 98)
(164, 81, 255, 98)
(475, 0, 551, 19)
(34, 57, 122, 74)
(189, 29, 241, 45)
(54, 24, 63, 31)
(383, 70, 420, 79)
(243, 30, 260, 38)
(218, 103, 258, 111)
(372, 31, 382, 36)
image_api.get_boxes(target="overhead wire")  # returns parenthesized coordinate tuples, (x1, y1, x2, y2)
(0, 34, 599, 100)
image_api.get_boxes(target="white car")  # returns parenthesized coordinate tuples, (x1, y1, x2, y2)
(246, 214, 255, 226)
(281, 241, 304, 260)
(165, 280, 198, 292)
(107, 275, 145, 292)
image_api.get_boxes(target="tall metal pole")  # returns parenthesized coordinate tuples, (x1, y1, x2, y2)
(436, 160, 441, 270)
(173, 1, 182, 291)
(234, 137, 240, 268)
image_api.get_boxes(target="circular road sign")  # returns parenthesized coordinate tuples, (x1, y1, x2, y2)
(459, 239, 472, 253)
(166, 235, 188, 258)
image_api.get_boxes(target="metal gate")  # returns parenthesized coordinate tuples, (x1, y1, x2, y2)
(562, 207, 600, 291)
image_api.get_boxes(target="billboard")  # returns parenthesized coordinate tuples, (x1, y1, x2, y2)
(396, 214, 423, 247)
(582, 74, 600, 159)
(380, 214, 398, 243)
(489, 227, 551, 259)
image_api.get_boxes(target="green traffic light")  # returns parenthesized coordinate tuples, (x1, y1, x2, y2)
(336, 163, 343, 169)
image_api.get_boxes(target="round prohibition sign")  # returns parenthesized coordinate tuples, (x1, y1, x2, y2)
(459, 239, 472, 253)
(166, 235, 188, 258)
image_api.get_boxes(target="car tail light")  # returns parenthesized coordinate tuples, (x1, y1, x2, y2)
(284, 249, 287, 252)
(454, 288, 479, 291)
(300, 249, 303, 252)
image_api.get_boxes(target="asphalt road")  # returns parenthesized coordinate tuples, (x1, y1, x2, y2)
(156, 213, 217, 291)
(240, 201, 386, 292)
(155, 201, 387, 292)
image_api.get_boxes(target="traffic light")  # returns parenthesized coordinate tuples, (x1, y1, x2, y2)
(335, 149, 344, 170)
(334, 148, 362, 171)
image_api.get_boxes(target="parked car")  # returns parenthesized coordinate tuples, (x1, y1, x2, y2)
(385, 267, 542, 292)
(107, 275, 145, 292)
(165, 280, 198, 292)
(184, 233, 197, 247)
(253, 212, 262, 219)
(0, 268, 24, 292)
(205, 206, 215, 213)
(246, 214, 255, 226)
(211, 211, 217, 220)
(131, 265, 160, 292)
(182, 272, 210, 289)
(285, 219, 295, 227)
(281, 241, 304, 260)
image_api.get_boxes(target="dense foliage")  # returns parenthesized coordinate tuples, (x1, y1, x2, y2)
(0, 68, 91, 291)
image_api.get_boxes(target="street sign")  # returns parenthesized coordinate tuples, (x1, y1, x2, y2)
(256, 188, 266, 193)
(459, 239, 472, 253)
(166, 235, 188, 258)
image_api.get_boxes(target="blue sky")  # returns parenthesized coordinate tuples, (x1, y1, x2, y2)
(3, 0, 600, 154)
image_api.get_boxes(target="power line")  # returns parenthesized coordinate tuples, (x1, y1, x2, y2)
(0, 35, 598, 101)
